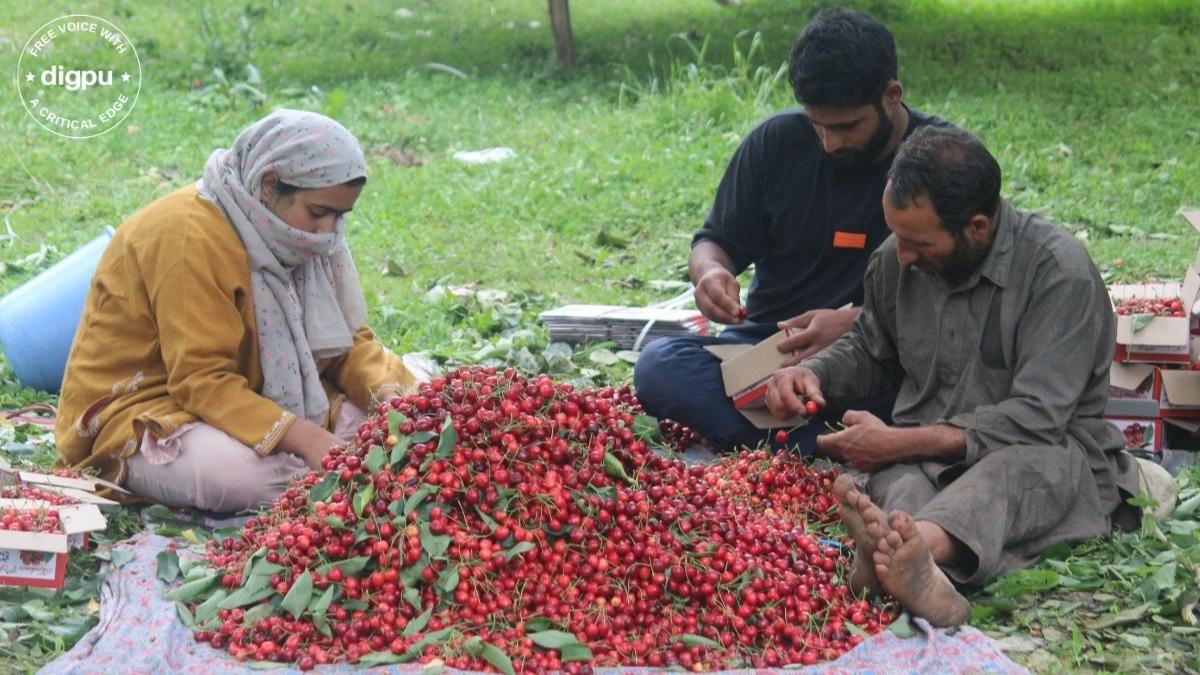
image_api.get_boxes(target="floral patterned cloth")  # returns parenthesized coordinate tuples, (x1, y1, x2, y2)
(198, 109, 369, 426)
(40, 533, 1027, 675)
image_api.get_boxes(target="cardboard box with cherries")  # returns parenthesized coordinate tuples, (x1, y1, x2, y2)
(0, 468, 117, 590)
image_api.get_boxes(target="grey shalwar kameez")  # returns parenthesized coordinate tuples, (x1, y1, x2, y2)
(804, 199, 1142, 586)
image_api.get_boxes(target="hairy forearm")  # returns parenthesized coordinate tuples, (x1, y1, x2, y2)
(689, 241, 736, 285)
(887, 424, 967, 464)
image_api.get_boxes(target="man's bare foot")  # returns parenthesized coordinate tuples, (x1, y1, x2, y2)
(832, 473, 889, 595)
(873, 510, 971, 627)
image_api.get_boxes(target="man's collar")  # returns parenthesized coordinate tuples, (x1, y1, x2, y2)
(953, 199, 1015, 291)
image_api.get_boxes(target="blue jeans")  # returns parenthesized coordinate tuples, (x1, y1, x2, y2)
(633, 325, 895, 454)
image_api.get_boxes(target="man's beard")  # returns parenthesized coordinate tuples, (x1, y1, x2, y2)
(938, 231, 992, 287)
(829, 103, 895, 169)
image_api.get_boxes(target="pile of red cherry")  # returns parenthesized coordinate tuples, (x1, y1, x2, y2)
(179, 366, 892, 672)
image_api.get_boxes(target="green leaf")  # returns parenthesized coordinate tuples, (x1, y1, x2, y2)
(281, 570, 313, 619)
(309, 585, 336, 615)
(437, 566, 460, 594)
(358, 651, 413, 666)
(529, 630, 584, 649)
(845, 622, 870, 640)
(1121, 633, 1151, 648)
(602, 452, 636, 485)
(1153, 561, 1178, 592)
(1130, 314, 1154, 334)
(525, 617, 558, 632)
(410, 430, 437, 443)
(390, 435, 413, 467)
(249, 557, 285, 577)
(218, 583, 275, 610)
(420, 524, 453, 560)
(315, 556, 371, 577)
(463, 636, 484, 656)
(239, 549, 266, 586)
(403, 484, 437, 516)
(561, 643, 593, 662)
(353, 482, 376, 517)
(156, 550, 180, 583)
(364, 445, 387, 474)
(1087, 602, 1153, 629)
(244, 661, 286, 670)
(387, 410, 408, 437)
(632, 414, 662, 442)
(404, 587, 422, 611)
(325, 515, 349, 530)
(111, 548, 135, 568)
(436, 416, 457, 457)
(475, 507, 499, 531)
(889, 617, 914, 639)
(589, 348, 619, 366)
(310, 472, 338, 505)
(983, 568, 1061, 598)
(243, 602, 276, 628)
(403, 606, 433, 637)
(164, 573, 218, 602)
(479, 643, 517, 675)
(400, 555, 429, 587)
(1173, 491, 1200, 517)
(500, 541, 535, 561)
(175, 601, 197, 630)
(194, 589, 228, 624)
(595, 228, 629, 249)
(670, 633, 719, 649)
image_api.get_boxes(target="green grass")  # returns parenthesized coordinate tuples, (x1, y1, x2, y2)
(0, 0, 1199, 672)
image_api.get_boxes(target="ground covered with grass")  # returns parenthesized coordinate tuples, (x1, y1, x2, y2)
(1, 0, 1199, 672)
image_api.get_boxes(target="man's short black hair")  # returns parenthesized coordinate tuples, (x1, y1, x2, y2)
(788, 8, 898, 107)
(887, 126, 1002, 234)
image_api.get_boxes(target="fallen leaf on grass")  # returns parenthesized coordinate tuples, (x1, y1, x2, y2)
(995, 635, 1043, 653)
(1086, 602, 1152, 629)
(589, 348, 619, 366)
(373, 143, 424, 167)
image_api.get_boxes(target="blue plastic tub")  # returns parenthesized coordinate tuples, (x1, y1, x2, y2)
(0, 227, 115, 392)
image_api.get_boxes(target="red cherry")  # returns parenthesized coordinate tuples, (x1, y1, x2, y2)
(804, 400, 820, 416)
(774, 430, 789, 443)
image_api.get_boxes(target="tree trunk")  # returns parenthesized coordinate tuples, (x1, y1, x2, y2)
(548, 0, 576, 67)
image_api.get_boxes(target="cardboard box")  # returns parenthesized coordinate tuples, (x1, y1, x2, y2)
(1106, 363, 1159, 417)
(1156, 368, 1200, 418)
(705, 330, 807, 429)
(1110, 268, 1200, 364)
(1106, 417, 1164, 452)
(1187, 209, 1200, 270)
(0, 503, 105, 590)
(0, 467, 114, 591)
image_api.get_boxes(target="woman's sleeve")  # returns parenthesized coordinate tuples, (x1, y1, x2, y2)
(321, 325, 416, 410)
(144, 224, 297, 455)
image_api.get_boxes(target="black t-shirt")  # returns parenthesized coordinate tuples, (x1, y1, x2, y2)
(693, 106, 950, 325)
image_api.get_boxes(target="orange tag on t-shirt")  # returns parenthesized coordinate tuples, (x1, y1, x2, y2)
(832, 231, 867, 249)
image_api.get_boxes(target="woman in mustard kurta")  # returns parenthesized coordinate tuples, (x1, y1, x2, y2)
(55, 110, 416, 511)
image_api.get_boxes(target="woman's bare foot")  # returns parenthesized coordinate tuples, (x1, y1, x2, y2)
(873, 510, 971, 627)
(832, 473, 889, 596)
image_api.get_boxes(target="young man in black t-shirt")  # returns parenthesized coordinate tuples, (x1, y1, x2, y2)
(635, 8, 949, 452)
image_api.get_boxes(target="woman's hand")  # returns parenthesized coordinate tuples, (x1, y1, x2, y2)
(279, 417, 342, 470)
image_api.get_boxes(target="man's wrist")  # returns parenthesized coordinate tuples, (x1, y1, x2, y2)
(889, 425, 967, 463)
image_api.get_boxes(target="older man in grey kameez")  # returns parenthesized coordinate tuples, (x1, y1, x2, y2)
(766, 126, 1148, 626)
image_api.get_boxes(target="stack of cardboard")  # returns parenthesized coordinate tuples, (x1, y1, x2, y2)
(0, 468, 116, 590)
(1107, 209, 1200, 455)
(539, 304, 710, 349)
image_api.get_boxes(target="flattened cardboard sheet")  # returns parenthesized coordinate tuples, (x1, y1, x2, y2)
(706, 331, 806, 429)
